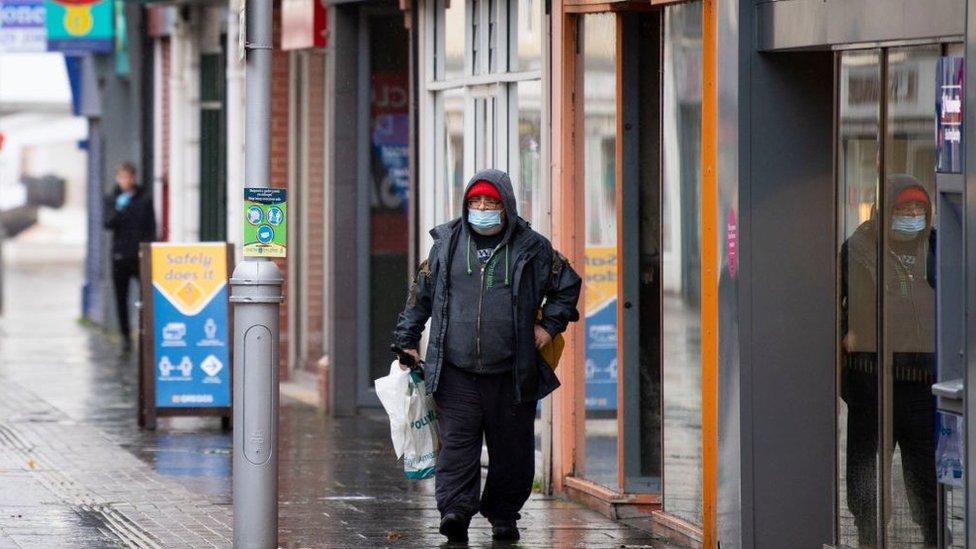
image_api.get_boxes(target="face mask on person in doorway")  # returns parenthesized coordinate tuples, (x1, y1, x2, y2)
(891, 214, 926, 240)
(468, 208, 503, 235)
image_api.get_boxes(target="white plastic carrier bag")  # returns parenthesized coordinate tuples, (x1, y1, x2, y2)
(374, 360, 439, 479)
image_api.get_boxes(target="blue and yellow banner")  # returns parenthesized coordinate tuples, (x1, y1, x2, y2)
(584, 246, 618, 411)
(45, 0, 112, 53)
(151, 243, 230, 408)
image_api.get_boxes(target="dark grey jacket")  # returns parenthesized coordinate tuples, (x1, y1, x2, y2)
(393, 169, 582, 403)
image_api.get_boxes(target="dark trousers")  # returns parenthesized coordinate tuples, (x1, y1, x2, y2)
(844, 370, 937, 545)
(433, 363, 536, 524)
(111, 257, 139, 342)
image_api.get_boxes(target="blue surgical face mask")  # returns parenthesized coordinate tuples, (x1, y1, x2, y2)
(468, 208, 503, 235)
(891, 214, 926, 236)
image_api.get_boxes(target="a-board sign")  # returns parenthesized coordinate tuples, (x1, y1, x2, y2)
(139, 242, 233, 430)
(243, 187, 287, 258)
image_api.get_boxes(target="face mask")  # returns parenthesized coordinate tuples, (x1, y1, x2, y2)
(891, 214, 926, 237)
(468, 208, 503, 235)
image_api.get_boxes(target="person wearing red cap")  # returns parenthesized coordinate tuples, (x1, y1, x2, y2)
(840, 174, 937, 546)
(393, 168, 581, 542)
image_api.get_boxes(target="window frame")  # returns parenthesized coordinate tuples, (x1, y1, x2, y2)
(420, 0, 548, 237)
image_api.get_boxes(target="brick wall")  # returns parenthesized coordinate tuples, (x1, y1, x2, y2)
(270, 1, 290, 379)
(304, 51, 326, 371)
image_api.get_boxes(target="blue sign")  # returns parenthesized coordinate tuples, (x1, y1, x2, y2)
(936, 56, 964, 174)
(585, 298, 617, 411)
(0, 0, 46, 53)
(256, 225, 274, 244)
(267, 206, 283, 225)
(246, 205, 264, 224)
(151, 244, 230, 408)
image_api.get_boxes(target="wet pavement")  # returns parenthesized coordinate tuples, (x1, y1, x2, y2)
(0, 240, 675, 548)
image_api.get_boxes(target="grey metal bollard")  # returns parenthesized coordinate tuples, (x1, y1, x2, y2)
(230, 260, 283, 548)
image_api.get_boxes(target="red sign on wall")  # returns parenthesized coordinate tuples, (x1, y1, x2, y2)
(281, 0, 326, 50)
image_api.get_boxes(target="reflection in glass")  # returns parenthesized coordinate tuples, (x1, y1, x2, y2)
(883, 45, 939, 547)
(442, 88, 465, 224)
(580, 12, 618, 490)
(661, 2, 703, 526)
(516, 80, 547, 235)
(837, 46, 941, 548)
(837, 49, 881, 549)
(512, 0, 542, 72)
(368, 16, 411, 384)
(441, 0, 466, 80)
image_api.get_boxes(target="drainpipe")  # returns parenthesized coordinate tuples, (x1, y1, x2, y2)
(168, 16, 185, 241)
(226, 0, 246, 259)
(183, 7, 200, 242)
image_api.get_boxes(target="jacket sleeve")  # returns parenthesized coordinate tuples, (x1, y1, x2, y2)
(839, 240, 849, 338)
(538, 250, 582, 338)
(103, 194, 121, 230)
(392, 245, 438, 350)
(142, 196, 157, 242)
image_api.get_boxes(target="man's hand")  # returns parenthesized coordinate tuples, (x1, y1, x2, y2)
(398, 348, 422, 371)
(842, 332, 856, 353)
(534, 325, 553, 350)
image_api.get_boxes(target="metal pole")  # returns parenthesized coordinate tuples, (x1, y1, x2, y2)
(231, 0, 281, 545)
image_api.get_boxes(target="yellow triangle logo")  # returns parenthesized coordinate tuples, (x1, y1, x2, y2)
(151, 243, 228, 315)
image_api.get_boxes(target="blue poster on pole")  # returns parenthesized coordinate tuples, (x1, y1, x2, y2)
(151, 243, 230, 408)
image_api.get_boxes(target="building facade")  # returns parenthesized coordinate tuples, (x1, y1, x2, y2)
(90, 0, 976, 545)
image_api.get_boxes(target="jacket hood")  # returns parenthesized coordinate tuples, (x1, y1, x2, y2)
(462, 168, 519, 243)
(846, 174, 933, 279)
(885, 173, 932, 231)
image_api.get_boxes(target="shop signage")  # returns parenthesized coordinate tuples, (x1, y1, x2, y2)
(584, 246, 617, 411)
(280, 0, 325, 50)
(149, 243, 231, 409)
(726, 208, 737, 279)
(936, 56, 963, 174)
(243, 187, 287, 258)
(44, 0, 113, 53)
(0, 0, 46, 53)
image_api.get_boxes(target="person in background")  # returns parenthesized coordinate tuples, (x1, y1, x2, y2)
(104, 162, 156, 354)
(393, 168, 581, 543)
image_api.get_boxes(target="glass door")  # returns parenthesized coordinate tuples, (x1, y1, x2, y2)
(836, 45, 941, 548)
(576, 7, 704, 519)
(579, 11, 619, 489)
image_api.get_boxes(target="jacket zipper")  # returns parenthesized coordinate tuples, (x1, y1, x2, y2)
(477, 262, 486, 370)
(476, 243, 503, 370)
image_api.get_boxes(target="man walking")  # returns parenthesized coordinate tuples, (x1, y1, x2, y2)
(393, 169, 581, 543)
(104, 163, 156, 354)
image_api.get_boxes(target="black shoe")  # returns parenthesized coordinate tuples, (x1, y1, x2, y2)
(491, 522, 519, 541)
(439, 513, 469, 543)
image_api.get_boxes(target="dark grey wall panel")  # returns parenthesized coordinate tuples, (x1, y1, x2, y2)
(327, 4, 361, 417)
(758, 0, 963, 51)
(746, 51, 835, 547)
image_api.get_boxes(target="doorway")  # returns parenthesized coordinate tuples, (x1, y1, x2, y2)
(571, 5, 704, 528)
(835, 44, 951, 548)
(357, 11, 410, 407)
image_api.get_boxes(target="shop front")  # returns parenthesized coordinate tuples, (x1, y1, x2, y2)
(324, 1, 411, 414)
(716, 0, 976, 546)
(549, 2, 707, 541)
(408, 0, 976, 546)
